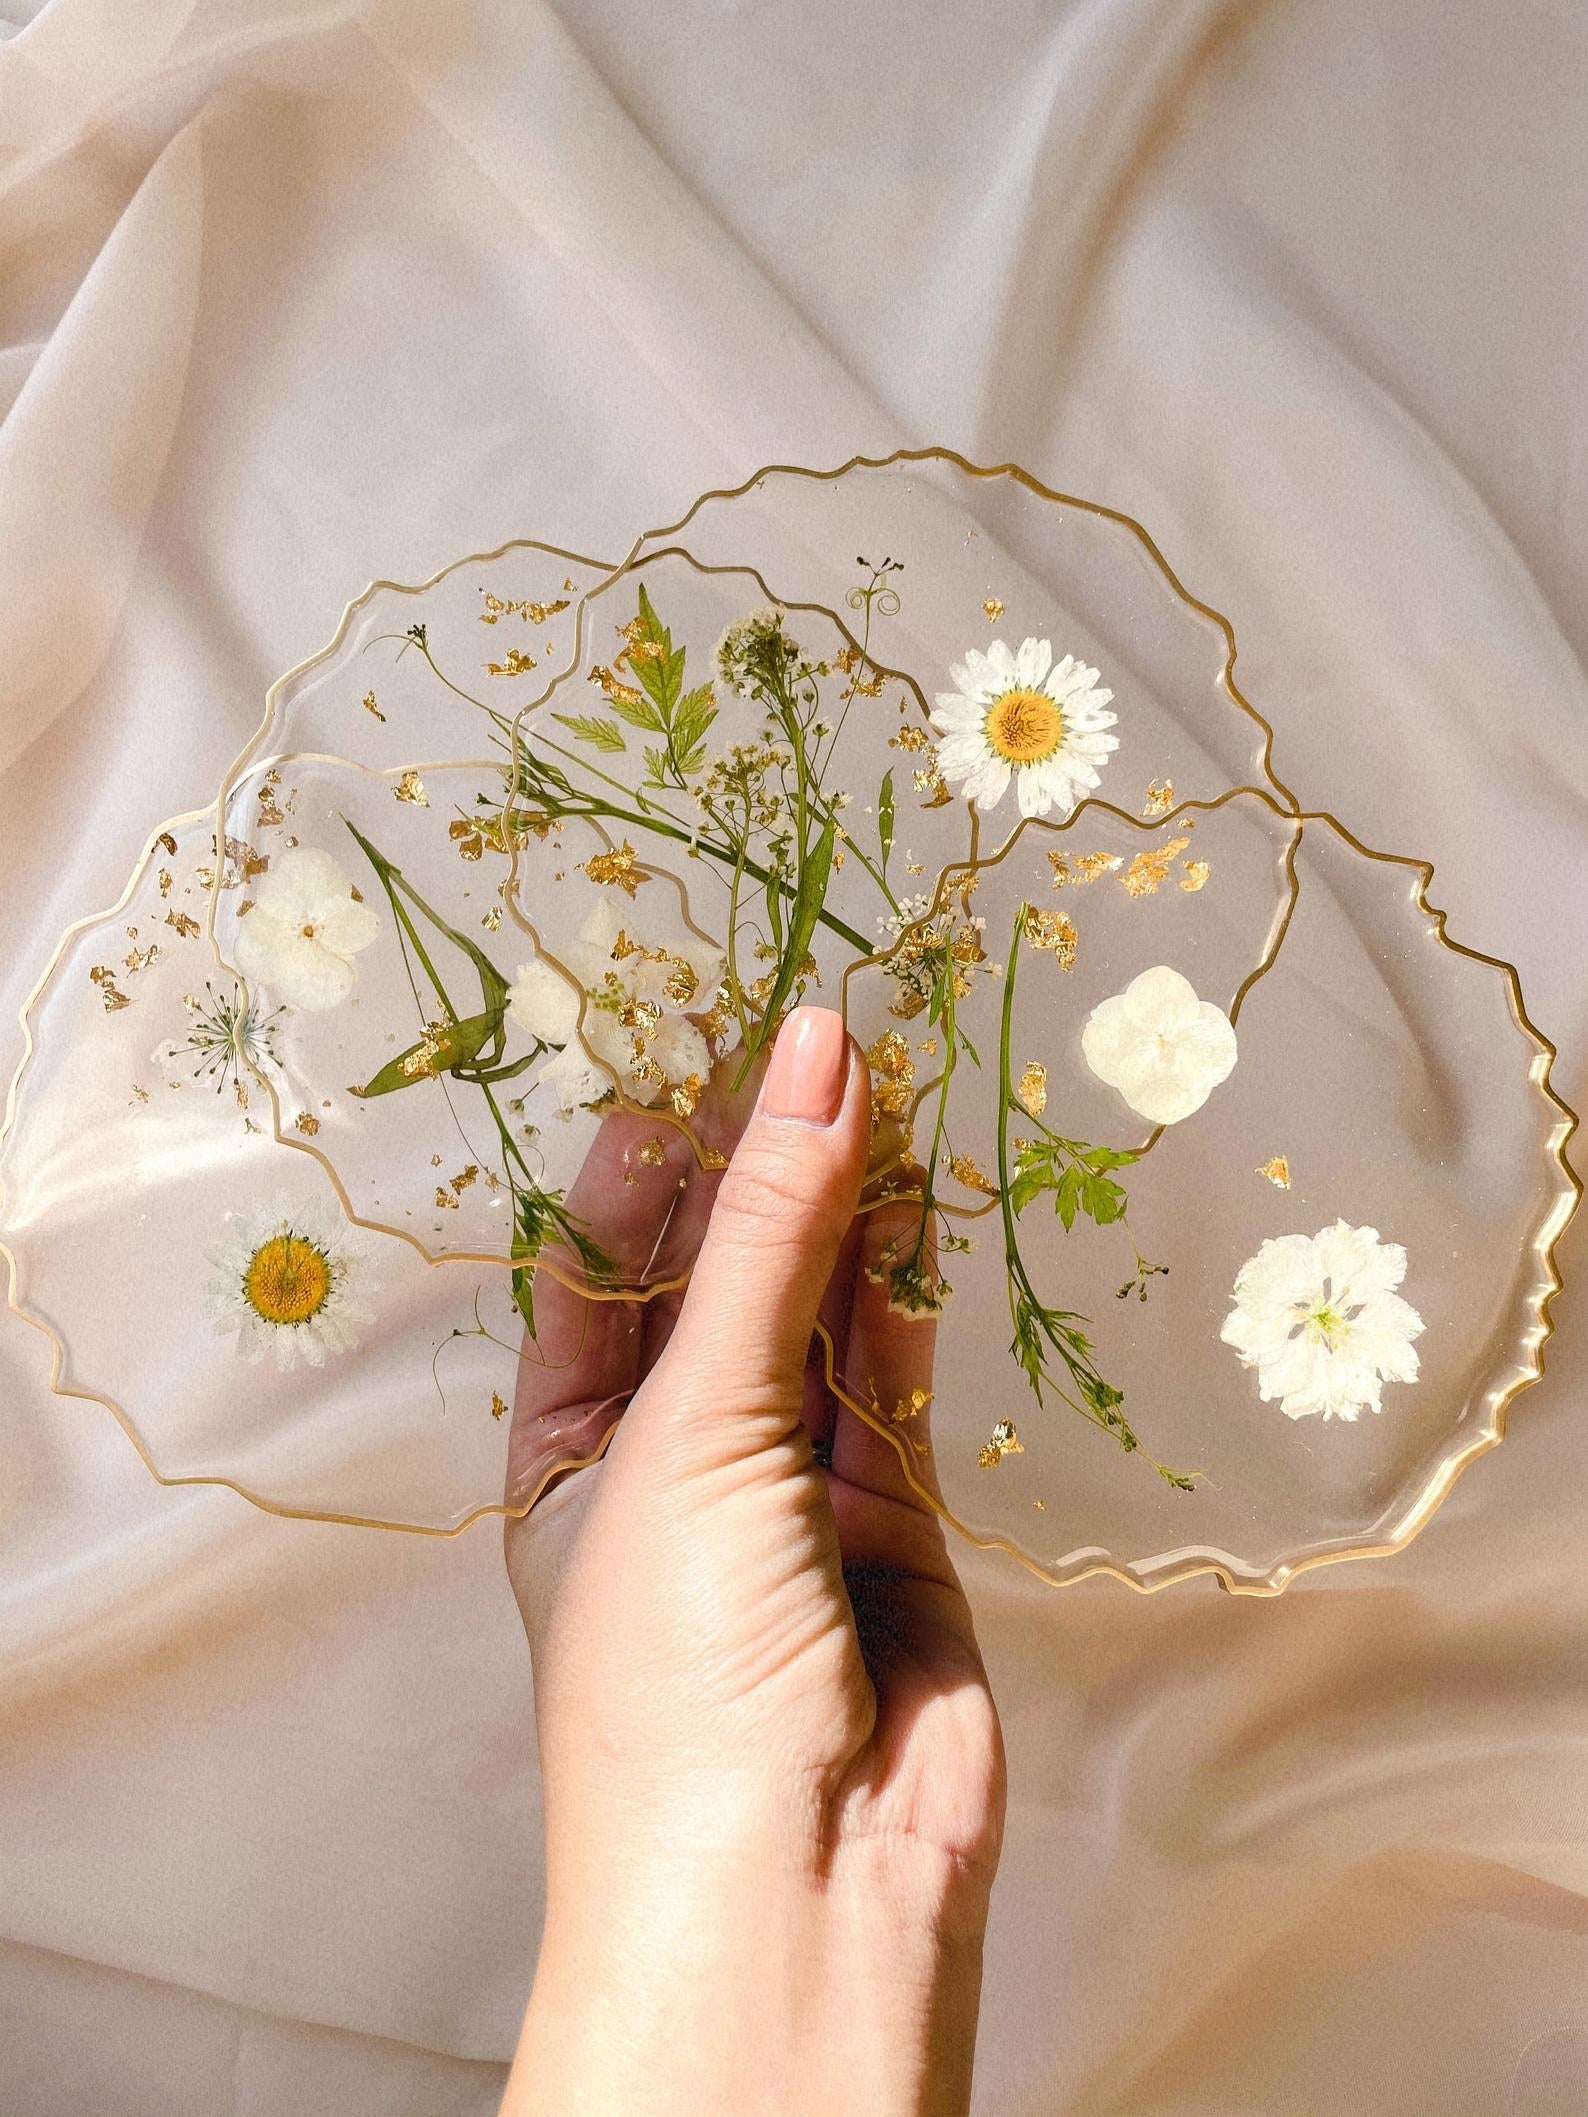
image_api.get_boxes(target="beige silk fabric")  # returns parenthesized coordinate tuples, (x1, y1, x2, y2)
(2, 2, 1586, 2110)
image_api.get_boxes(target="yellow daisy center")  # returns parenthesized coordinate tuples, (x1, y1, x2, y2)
(244, 1233, 332, 1327)
(985, 688, 1064, 765)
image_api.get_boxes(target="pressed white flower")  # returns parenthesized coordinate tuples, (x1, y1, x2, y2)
(1080, 965, 1237, 1125)
(232, 845, 379, 1011)
(1220, 1220, 1425, 1422)
(205, 1198, 374, 1371)
(507, 898, 724, 1113)
(931, 636, 1118, 820)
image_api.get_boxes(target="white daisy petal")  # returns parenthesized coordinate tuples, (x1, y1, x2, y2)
(933, 635, 1120, 819)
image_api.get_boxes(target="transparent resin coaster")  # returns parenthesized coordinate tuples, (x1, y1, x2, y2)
(1, 450, 1576, 1581)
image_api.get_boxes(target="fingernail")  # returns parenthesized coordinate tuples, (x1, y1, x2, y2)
(763, 1006, 848, 1127)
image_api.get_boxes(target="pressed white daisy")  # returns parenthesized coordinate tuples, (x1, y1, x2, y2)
(507, 898, 724, 1113)
(205, 1198, 374, 1371)
(1080, 965, 1237, 1125)
(931, 636, 1118, 820)
(1220, 1220, 1425, 1422)
(232, 844, 380, 1011)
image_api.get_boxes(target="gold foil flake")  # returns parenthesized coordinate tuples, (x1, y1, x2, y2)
(165, 910, 200, 939)
(670, 1072, 704, 1119)
(243, 1117, 262, 1135)
(1033, 1497, 1046, 1512)
(866, 1029, 916, 1120)
(234, 1080, 249, 1111)
(662, 960, 699, 1005)
(431, 1154, 443, 1166)
(1048, 848, 1122, 888)
(490, 1392, 508, 1420)
(832, 847, 847, 872)
(481, 903, 503, 931)
(486, 647, 538, 677)
(122, 944, 160, 973)
(449, 817, 485, 861)
(1123, 835, 1192, 898)
(637, 1137, 666, 1167)
(977, 1418, 1025, 1468)
(349, 884, 364, 902)
(399, 1020, 449, 1080)
(563, 576, 575, 591)
(949, 1154, 999, 1197)
(1017, 1061, 1048, 1117)
(904, 857, 925, 876)
(89, 966, 131, 1011)
(223, 837, 270, 884)
(700, 1145, 728, 1171)
(890, 724, 931, 753)
(890, 1387, 932, 1424)
(237, 899, 255, 918)
(196, 866, 215, 890)
(484, 1169, 502, 1191)
(293, 1110, 321, 1136)
(157, 868, 174, 898)
(157, 832, 179, 857)
(914, 758, 953, 806)
(1143, 778, 1176, 818)
(917, 1036, 939, 1057)
(435, 1187, 460, 1209)
(1023, 906, 1078, 969)
(481, 592, 570, 626)
(130, 1083, 150, 1105)
(982, 597, 1006, 621)
(1257, 1155, 1292, 1189)
(581, 841, 644, 896)
(588, 664, 644, 709)
(1180, 859, 1211, 892)
(257, 773, 285, 827)
(450, 1165, 480, 1191)
(362, 690, 386, 721)
(394, 770, 430, 807)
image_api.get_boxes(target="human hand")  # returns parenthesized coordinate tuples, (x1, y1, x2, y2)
(500, 1006, 1006, 2117)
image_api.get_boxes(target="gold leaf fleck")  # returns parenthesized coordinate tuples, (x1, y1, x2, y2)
(1143, 778, 1176, 818)
(130, 1084, 150, 1105)
(587, 664, 643, 709)
(1123, 836, 1192, 898)
(449, 817, 485, 860)
(165, 910, 200, 939)
(237, 899, 255, 917)
(88, 966, 131, 1011)
(122, 944, 160, 973)
(243, 1117, 262, 1134)
(431, 1154, 443, 1166)
(157, 868, 174, 898)
(362, 690, 386, 721)
(982, 597, 1005, 621)
(948, 1153, 999, 1197)
(481, 903, 503, 931)
(157, 832, 179, 857)
(294, 1110, 321, 1137)
(450, 1165, 479, 1191)
(486, 647, 538, 677)
(1180, 859, 1211, 892)
(670, 1072, 704, 1119)
(435, 1186, 460, 1209)
(1257, 1155, 1291, 1189)
(490, 1392, 508, 1421)
(637, 1137, 666, 1167)
(978, 1419, 1025, 1468)
(581, 841, 644, 896)
(394, 770, 429, 807)
(1017, 1061, 1048, 1117)
(1022, 905, 1078, 969)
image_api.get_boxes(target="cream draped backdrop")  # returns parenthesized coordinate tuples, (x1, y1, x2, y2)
(2, 2, 1587, 2111)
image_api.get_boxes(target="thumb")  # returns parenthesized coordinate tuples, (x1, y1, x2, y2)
(646, 1006, 870, 1433)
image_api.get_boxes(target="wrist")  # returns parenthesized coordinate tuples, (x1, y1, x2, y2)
(505, 1839, 989, 2117)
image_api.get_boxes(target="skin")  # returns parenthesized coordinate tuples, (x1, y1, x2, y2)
(500, 1006, 1006, 2117)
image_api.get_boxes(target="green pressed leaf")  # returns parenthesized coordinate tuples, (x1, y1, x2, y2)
(878, 769, 895, 874)
(552, 712, 627, 753)
(605, 691, 665, 734)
